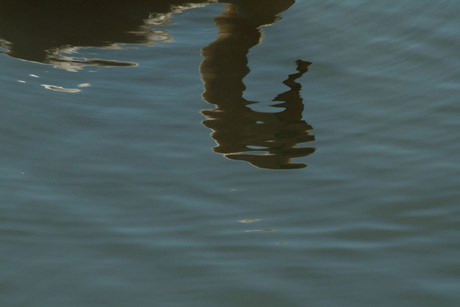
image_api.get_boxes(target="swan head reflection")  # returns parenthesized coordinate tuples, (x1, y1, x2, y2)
(201, 57, 315, 169)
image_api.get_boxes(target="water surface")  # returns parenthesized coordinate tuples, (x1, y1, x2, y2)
(1, 1, 459, 306)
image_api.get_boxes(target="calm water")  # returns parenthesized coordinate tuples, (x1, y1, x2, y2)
(1, 1, 459, 306)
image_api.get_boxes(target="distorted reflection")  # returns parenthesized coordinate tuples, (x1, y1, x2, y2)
(200, 2, 315, 169)
(0, 0, 315, 169)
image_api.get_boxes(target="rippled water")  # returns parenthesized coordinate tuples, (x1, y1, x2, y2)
(1, 1, 459, 306)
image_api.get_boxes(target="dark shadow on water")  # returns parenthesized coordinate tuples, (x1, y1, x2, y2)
(0, 0, 315, 169)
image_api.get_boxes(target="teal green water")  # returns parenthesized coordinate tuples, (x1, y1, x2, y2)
(1, 1, 459, 306)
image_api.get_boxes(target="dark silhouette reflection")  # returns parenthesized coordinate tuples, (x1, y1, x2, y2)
(0, 0, 315, 169)
(200, 3, 315, 169)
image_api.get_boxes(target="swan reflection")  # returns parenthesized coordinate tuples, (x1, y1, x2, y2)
(0, 0, 315, 169)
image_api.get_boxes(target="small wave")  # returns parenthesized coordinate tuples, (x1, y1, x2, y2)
(41, 84, 81, 93)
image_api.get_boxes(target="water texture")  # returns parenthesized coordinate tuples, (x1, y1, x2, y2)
(1, 1, 459, 306)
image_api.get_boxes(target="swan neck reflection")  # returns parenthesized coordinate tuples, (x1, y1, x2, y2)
(200, 3, 315, 169)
